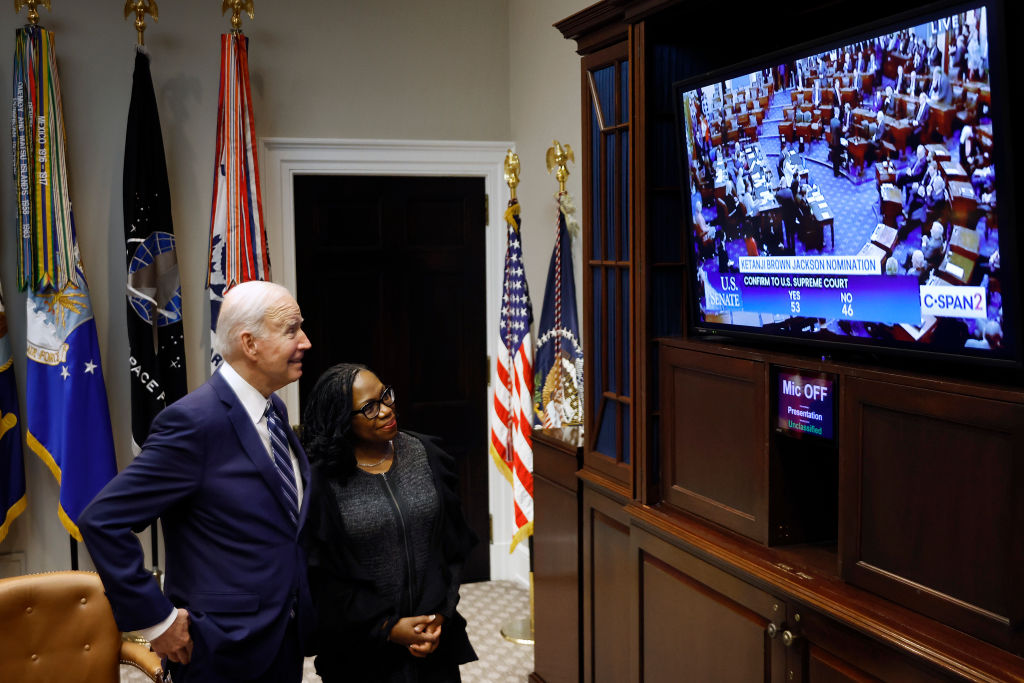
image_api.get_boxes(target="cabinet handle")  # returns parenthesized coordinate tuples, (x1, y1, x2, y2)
(782, 630, 800, 648)
(767, 623, 779, 638)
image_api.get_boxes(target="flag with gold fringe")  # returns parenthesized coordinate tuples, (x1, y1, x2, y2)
(207, 31, 271, 370)
(488, 198, 535, 552)
(0, 286, 26, 544)
(13, 24, 118, 541)
(533, 191, 584, 429)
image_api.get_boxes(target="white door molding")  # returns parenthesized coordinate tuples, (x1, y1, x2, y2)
(261, 138, 529, 584)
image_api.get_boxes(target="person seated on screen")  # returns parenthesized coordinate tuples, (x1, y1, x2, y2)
(929, 65, 952, 106)
(906, 248, 931, 285)
(881, 86, 897, 117)
(906, 92, 931, 151)
(959, 125, 984, 177)
(896, 145, 928, 200)
(923, 173, 949, 226)
(895, 65, 905, 95)
(904, 160, 940, 234)
(867, 111, 886, 164)
(926, 35, 940, 69)
(911, 46, 924, 75)
(921, 222, 946, 269)
(964, 320, 1003, 350)
(884, 256, 901, 276)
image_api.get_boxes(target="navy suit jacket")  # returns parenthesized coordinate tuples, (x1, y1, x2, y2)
(80, 370, 315, 680)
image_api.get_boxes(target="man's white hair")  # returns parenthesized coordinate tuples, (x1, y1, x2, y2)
(215, 281, 293, 360)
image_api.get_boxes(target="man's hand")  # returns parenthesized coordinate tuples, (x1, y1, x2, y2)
(389, 614, 442, 658)
(151, 608, 193, 664)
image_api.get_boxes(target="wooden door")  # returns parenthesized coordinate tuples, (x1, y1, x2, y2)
(294, 174, 490, 582)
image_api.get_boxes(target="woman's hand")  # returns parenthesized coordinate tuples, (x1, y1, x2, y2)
(409, 614, 445, 657)
(389, 614, 444, 657)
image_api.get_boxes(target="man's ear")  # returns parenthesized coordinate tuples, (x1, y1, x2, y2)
(241, 331, 259, 360)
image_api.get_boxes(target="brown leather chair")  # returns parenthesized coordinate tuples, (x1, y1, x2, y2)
(0, 571, 163, 682)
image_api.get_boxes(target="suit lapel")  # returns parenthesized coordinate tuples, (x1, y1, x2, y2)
(210, 372, 298, 526)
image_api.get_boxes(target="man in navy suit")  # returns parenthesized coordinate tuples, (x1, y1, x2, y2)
(80, 280, 314, 683)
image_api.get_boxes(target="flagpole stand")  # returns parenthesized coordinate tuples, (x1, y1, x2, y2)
(500, 570, 535, 645)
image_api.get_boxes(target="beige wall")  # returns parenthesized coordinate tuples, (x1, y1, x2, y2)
(0, 0, 590, 573)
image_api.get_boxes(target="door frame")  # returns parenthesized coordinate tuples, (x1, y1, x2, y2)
(261, 137, 529, 584)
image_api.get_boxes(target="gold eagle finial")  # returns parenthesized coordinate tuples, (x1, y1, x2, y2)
(546, 140, 574, 194)
(15, 0, 51, 25)
(222, 0, 255, 32)
(504, 149, 520, 201)
(124, 0, 159, 46)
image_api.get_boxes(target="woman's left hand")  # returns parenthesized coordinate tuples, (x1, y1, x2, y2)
(408, 614, 445, 657)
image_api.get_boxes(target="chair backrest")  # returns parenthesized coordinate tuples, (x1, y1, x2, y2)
(0, 571, 123, 683)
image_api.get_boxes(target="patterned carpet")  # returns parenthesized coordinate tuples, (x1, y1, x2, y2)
(121, 580, 534, 682)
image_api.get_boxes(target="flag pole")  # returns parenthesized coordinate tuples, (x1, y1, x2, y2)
(499, 150, 535, 645)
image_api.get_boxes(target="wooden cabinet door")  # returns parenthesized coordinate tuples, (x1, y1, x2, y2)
(582, 485, 633, 683)
(840, 376, 1024, 653)
(796, 609, 954, 682)
(660, 345, 770, 542)
(632, 524, 786, 682)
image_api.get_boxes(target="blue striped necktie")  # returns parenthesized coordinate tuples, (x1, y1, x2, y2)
(265, 402, 299, 524)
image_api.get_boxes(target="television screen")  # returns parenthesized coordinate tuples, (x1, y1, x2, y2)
(676, 1, 1019, 370)
(776, 368, 836, 440)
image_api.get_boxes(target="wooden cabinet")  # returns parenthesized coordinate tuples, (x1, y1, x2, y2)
(555, 1, 1024, 681)
(659, 345, 769, 542)
(532, 428, 583, 683)
(633, 524, 787, 682)
(579, 481, 633, 683)
(840, 377, 1024, 655)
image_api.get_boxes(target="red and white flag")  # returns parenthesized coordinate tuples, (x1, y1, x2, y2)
(207, 32, 271, 370)
(489, 199, 535, 553)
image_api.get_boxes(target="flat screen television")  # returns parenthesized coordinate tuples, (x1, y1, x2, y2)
(674, 0, 1022, 378)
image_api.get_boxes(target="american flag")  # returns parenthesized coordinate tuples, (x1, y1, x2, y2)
(489, 199, 535, 553)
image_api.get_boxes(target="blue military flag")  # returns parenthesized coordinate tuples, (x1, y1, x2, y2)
(0, 288, 26, 544)
(533, 192, 584, 428)
(13, 25, 118, 541)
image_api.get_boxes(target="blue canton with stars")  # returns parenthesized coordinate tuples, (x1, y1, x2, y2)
(500, 206, 534, 351)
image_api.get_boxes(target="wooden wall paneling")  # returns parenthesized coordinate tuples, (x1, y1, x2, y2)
(660, 344, 770, 542)
(632, 524, 786, 682)
(533, 429, 583, 683)
(840, 377, 1024, 654)
(582, 484, 633, 683)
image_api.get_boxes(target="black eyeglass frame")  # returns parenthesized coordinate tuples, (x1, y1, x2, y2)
(351, 386, 396, 420)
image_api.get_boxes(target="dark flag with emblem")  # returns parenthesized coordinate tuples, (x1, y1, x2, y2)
(533, 192, 584, 428)
(124, 48, 188, 452)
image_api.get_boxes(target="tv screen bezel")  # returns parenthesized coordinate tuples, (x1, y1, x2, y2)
(672, 0, 1022, 378)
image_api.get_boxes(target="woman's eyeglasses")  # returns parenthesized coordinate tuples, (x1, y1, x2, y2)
(351, 386, 396, 420)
